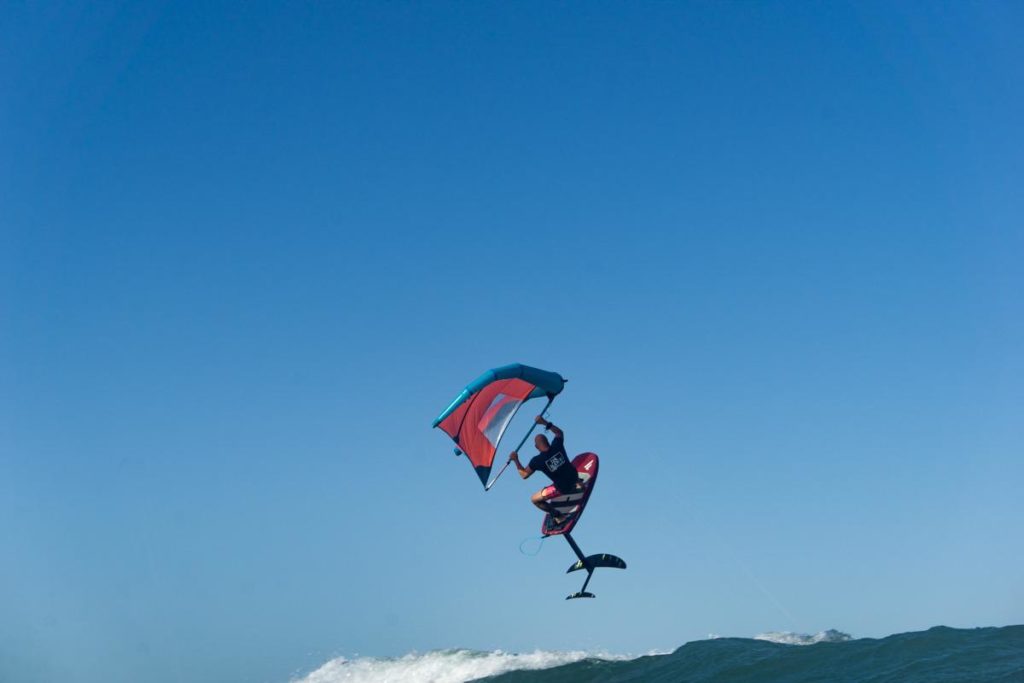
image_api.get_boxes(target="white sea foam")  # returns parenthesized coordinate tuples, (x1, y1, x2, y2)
(754, 629, 852, 645)
(291, 648, 635, 683)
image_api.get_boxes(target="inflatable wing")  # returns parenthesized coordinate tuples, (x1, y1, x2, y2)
(432, 363, 565, 489)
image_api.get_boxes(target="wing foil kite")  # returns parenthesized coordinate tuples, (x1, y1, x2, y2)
(433, 363, 565, 488)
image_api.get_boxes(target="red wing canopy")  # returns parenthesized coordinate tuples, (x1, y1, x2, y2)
(433, 364, 565, 488)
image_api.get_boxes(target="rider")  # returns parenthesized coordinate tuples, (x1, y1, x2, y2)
(509, 415, 581, 525)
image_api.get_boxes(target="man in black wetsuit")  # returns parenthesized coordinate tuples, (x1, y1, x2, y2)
(508, 415, 581, 525)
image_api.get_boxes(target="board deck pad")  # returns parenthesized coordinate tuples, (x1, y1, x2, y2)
(541, 452, 598, 536)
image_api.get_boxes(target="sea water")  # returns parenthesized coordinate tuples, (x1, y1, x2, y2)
(291, 625, 1023, 683)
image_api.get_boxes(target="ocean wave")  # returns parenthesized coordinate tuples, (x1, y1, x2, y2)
(290, 648, 636, 683)
(754, 629, 853, 645)
(292, 626, 1024, 683)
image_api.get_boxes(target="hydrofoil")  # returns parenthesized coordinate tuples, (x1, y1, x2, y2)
(541, 452, 627, 599)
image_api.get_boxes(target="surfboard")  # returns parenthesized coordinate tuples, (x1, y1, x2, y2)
(541, 452, 599, 536)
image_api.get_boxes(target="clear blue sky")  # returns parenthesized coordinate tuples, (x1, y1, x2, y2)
(2, 2, 1021, 682)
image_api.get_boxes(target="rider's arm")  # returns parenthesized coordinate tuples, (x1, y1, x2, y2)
(534, 414, 563, 439)
(509, 452, 533, 479)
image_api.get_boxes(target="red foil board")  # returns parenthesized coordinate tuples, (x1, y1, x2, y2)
(541, 452, 599, 536)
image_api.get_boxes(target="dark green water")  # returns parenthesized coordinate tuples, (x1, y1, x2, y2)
(477, 626, 1024, 683)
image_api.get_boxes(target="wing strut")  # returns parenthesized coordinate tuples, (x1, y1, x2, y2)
(484, 395, 555, 491)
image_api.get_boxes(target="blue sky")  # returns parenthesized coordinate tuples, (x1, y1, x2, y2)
(2, 2, 1022, 682)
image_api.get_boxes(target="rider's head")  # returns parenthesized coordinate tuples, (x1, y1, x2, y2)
(535, 434, 550, 450)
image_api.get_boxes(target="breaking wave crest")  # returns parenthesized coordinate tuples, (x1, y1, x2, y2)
(754, 629, 853, 645)
(290, 648, 636, 683)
